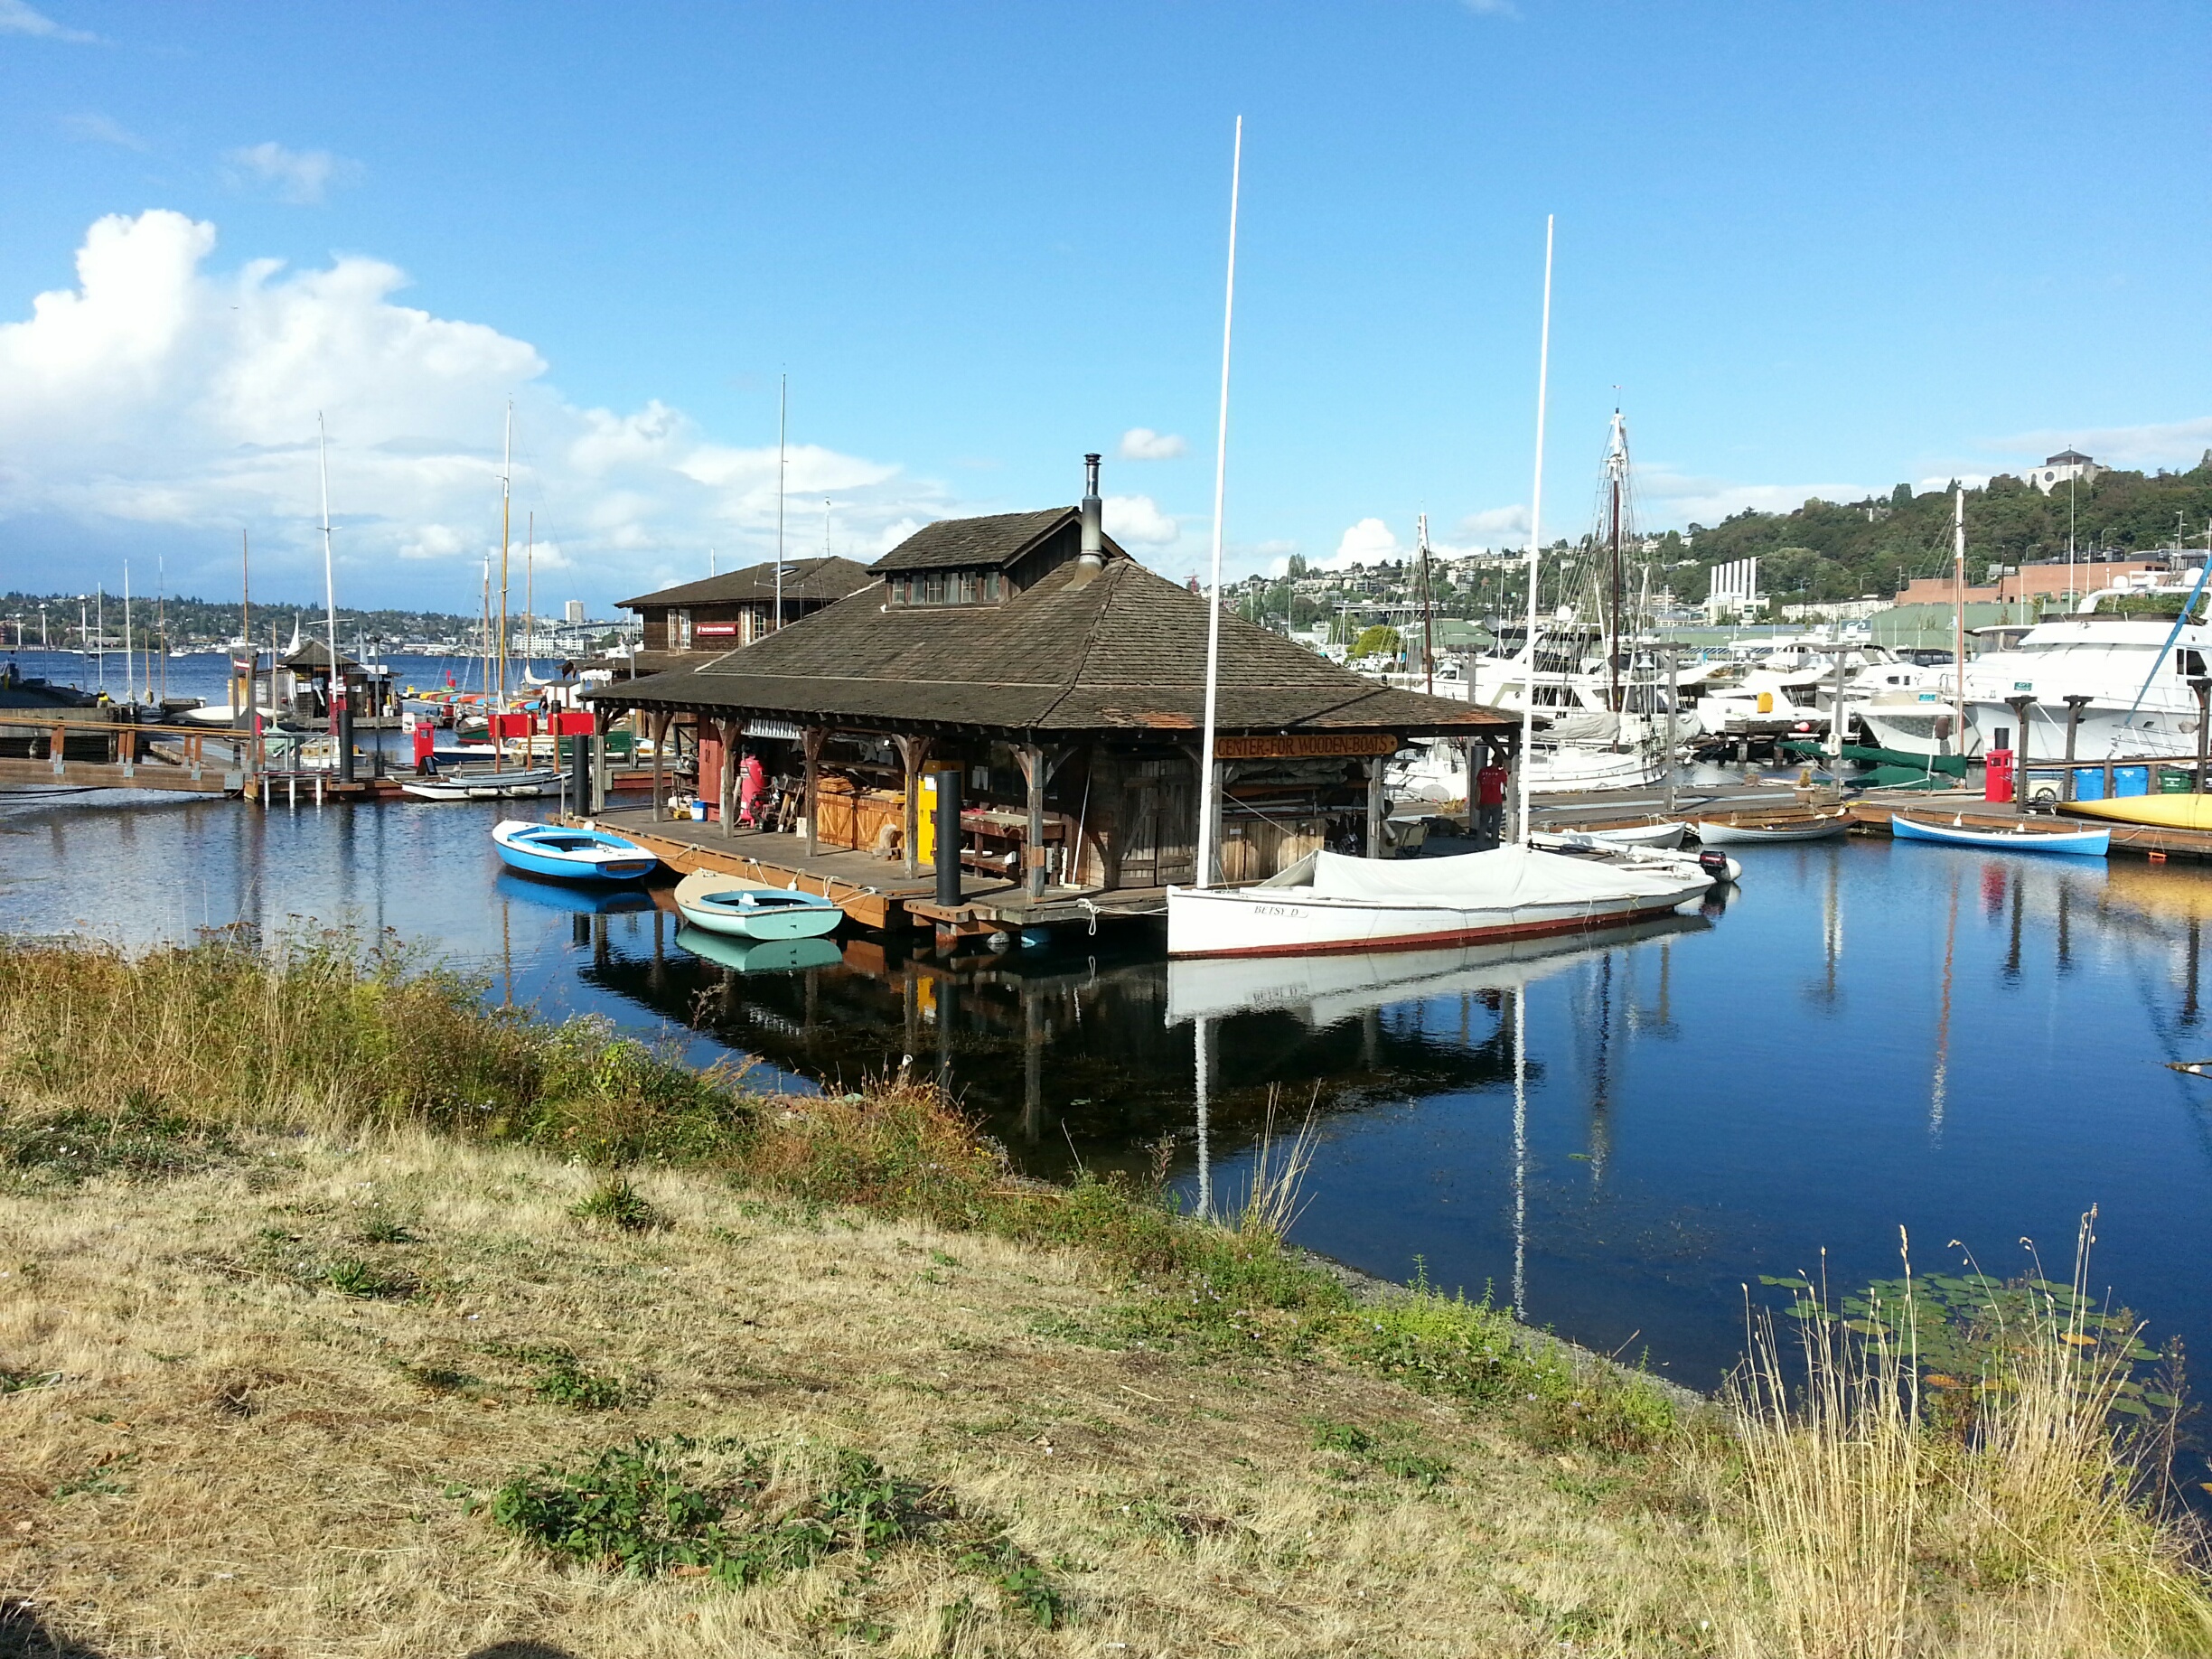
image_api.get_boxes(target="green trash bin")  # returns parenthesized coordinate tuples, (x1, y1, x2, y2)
(2159, 767, 2197, 793)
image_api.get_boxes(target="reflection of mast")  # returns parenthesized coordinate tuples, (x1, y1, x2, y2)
(1586, 952, 1615, 1182)
(1931, 873, 1959, 1139)
(1194, 1014, 1214, 1220)
(2003, 869, 2025, 983)
(2183, 917, 2202, 1029)
(1809, 852, 1844, 1007)
(1512, 987, 1528, 1319)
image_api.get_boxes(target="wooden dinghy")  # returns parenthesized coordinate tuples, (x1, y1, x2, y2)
(1890, 812, 2109, 858)
(673, 868, 844, 941)
(1690, 809, 1851, 846)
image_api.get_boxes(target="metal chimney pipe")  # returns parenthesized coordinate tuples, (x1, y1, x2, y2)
(1078, 454, 1103, 568)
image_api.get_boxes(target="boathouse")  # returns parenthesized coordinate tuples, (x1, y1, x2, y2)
(261, 638, 398, 726)
(586, 458, 1512, 898)
(617, 556, 876, 676)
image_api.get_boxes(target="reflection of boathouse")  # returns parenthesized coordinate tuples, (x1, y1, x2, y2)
(587, 459, 1511, 893)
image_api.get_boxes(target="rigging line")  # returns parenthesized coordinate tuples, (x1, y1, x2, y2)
(2109, 523, 2212, 752)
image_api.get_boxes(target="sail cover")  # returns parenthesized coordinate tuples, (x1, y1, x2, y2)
(1304, 845, 1695, 905)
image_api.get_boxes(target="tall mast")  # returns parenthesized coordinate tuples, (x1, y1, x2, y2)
(319, 413, 342, 744)
(1515, 217, 1557, 844)
(1606, 409, 1626, 710)
(1418, 512, 1435, 696)
(498, 401, 512, 708)
(1952, 484, 1967, 756)
(122, 561, 133, 704)
(241, 529, 250, 648)
(525, 511, 534, 671)
(775, 372, 788, 631)
(1194, 114, 1243, 893)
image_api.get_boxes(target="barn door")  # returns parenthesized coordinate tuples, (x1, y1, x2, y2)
(1117, 756, 1195, 888)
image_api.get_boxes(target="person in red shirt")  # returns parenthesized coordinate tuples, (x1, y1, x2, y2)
(1475, 753, 1508, 848)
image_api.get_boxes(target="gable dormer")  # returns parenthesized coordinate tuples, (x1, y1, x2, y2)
(874, 455, 1126, 607)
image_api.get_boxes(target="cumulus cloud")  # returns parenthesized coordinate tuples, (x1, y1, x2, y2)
(1629, 465, 1871, 530)
(224, 142, 363, 206)
(1989, 416, 2212, 474)
(1102, 493, 1178, 545)
(1118, 426, 1186, 462)
(0, 0, 98, 41)
(60, 112, 146, 150)
(0, 209, 951, 606)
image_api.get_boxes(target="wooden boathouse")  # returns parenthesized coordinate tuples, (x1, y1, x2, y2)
(617, 556, 876, 675)
(585, 458, 1512, 932)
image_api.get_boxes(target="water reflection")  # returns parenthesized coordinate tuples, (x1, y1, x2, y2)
(5, 788, 2212, 1447)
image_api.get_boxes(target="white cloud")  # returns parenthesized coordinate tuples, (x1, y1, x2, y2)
(1457, 503, 1531, 540)
(60, 112, 146, 150)
(224, 142, 363, 206)
(0, 209, 953, 605)
(0, 0, 98, 41)
(1326, 517, 1402, 570)
(1118, 426, 1186, 462)
(1989, 416, 2212, 474)
(1102, 493, 1178, 545)
(1631, 465, 1871, 530)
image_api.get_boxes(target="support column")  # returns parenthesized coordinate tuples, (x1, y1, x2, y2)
(802, 726, 828, 858)
(2004, 694, 2035, 811)
(2195, 678, 2212, 792)
(718, 717, 742, 839)
(1020, 742, 1047, 900)
(650, 709, 670, 820)
(1364, 756, 1386, 858)
(894, 734, 933, 877)
(2062, 695, 2089, 801)
(934, 764, 963, 909)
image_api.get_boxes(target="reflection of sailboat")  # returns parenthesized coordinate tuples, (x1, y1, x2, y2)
(1930, 870, 1959, 1140)
(675, 925, 843, 974)
(1164, 913, 1709, 1026)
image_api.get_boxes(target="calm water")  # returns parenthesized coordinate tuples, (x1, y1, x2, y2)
(6, 649, 2212, 1481)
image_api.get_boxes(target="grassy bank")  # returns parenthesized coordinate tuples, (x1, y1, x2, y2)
(1, 930, 2207, 1657)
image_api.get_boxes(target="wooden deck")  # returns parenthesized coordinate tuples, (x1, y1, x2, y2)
(582, 807, 1171, 937)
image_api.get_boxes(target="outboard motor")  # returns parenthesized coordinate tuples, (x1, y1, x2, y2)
(1697, 849, 1733, 882)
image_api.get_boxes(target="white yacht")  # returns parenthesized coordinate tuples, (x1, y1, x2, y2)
(1956, 573, 2211, 761)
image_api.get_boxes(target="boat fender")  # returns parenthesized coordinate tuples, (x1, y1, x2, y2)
(1697, 849, 1732, 881)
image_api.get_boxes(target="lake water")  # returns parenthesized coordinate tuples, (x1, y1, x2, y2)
(5, 648, 2211, 1478)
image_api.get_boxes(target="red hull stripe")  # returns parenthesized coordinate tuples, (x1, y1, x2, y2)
(1168, 898, 1689, 960)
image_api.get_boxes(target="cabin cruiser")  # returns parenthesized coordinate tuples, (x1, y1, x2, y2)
(1956, 574, 2212, 762)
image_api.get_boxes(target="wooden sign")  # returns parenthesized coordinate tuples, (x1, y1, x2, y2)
(1214, 733, 1401, 760)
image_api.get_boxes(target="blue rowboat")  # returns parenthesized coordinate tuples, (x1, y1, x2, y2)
(673, 868, 843, 940)
(492, 819, 660, 882)
(675, 925, 844, 973)
(1890, 813, 2109, 858)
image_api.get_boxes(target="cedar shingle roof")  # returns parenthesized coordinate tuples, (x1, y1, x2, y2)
(617, 556, 875, 611)
(588, 554, 1506, 738)
(868, 508, 1126, 573)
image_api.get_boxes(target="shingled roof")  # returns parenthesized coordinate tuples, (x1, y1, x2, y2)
(588, 553, 1507, 738)
(868, 508, 1130, 573)
(617, 556, 876, 611)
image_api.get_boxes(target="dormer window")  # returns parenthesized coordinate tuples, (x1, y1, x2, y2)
(889, 568, 1003, 607)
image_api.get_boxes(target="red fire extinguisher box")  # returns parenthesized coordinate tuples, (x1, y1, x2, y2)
(1984, 748, 2014, 804)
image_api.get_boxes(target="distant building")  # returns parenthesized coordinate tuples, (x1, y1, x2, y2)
(2027, 450, 2102, 493)
(1894, 554, 2160, 609)
(564, 599, 586, 624)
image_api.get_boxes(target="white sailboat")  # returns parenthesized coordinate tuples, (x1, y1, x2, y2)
(1166, 211, 1714, 959)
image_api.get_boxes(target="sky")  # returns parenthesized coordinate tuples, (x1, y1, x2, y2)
(2, 1, 2208, 616)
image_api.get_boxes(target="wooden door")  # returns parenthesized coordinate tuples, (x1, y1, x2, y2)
(1116, 756, 1195, 888)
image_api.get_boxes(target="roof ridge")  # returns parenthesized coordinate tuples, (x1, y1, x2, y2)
(1026, 560, 1122, 732)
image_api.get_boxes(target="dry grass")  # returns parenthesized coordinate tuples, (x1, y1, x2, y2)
(0, 1127, 1734, 1658)
(1727, 1224, 2212, 1659)
(1, 932, 2207, 1657)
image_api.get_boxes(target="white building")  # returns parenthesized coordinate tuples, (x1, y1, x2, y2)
(2027, 449, 2102, 493)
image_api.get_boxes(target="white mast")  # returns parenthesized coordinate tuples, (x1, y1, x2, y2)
(1194, 114, 1243, 892)
(122, 561, 134, 704)
(319, 413, 342, 741)
(775, 372, 788, 631)
(1514, 217, 1556, 843)
(1952, 484, 1967, 755)
(497, 401, 512, 709)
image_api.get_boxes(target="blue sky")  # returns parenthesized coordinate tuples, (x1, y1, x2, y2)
(2, 1, 2208, 614)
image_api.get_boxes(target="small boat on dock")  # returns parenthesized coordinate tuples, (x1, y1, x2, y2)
(2062, 793, 2212, 833)
(492, 820, 659, 882)
(1165, 845, 1713, 960)
(401, 764, 560, 801)
(1550, 818, 1686, 849)
(1889, 812, 2110, 858)
(1690, 809, 1851, 846)
(673, 868, 844, 941)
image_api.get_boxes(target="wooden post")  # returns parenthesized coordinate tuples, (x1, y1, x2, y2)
(719, 717, 741, 838)
(651, 709, 670, 820)
(895, 734, 933, 876)
(1021, 742, 1047, 900)
(1365, 756, 1386, 858)
(2061, 695, 2088, 802)
(802, 726, 827, 858)
(1207, 757, 1228, 886)
(2195, 679, 2212, 792)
